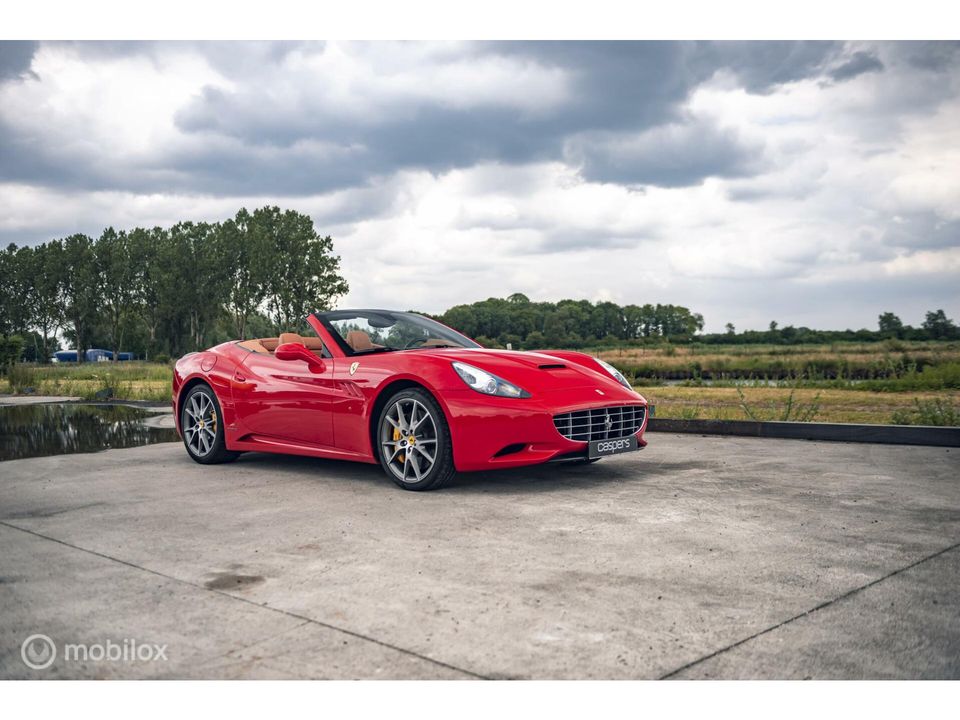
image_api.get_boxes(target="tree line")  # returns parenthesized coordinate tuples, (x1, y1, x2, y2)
(2, 207, 958, 367)
(697, 310, 959, 346)
(0, 207, 349, 365)
(434, 294, 705, 349)
(433, 295, 958, 350)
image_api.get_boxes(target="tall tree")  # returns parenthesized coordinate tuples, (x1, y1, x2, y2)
(170, 221, 227, 351)
(878, 311, 904, 338)
(922, 309, 957, 340)
(218, 208, 267, 339)
(256, 207, 349, 333)
(60, 234, 101, 363)
(95, 227, 139, 361)
(0, 245, 22, 339)
(26, 241, 65, 362)
(130, 227, 168, 358)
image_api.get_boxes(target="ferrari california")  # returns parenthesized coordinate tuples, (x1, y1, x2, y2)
(173, 310, 648, 490)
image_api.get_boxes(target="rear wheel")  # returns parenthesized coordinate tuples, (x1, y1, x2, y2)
(377, 388, 455, 491)
(181, 384, 239, 464)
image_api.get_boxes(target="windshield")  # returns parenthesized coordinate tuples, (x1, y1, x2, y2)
(320, 310, 480, 355)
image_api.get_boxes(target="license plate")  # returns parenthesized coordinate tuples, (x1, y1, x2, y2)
(588, 435, 639, 459)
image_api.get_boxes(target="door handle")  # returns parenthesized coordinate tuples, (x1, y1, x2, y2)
(234, 372, 246, 382)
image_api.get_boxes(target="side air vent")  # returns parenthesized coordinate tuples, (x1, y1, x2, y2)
(493, 443, 527, 457)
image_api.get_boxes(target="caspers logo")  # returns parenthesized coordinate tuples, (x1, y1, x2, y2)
(21, 634, 56, 670)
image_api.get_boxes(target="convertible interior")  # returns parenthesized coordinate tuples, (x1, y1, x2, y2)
(238, 330, 460, 356)
(237, 332, 325, 356)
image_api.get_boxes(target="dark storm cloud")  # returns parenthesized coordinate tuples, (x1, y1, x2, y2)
(172, 41, 834, 191)
(0, 41, 38, 80)
(3, 40, 954, 199)
(899, 40, 960, 71)
(0, 40, 852, 196)
(568, 119, 766, 188)
(688, 41, 839, 92)
(829, 51, 884, 81)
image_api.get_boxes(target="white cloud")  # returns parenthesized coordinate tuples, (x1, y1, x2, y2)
(1, 40, 958, 332)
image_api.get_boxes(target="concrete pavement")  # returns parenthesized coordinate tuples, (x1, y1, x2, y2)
(1, 435, 958, 679)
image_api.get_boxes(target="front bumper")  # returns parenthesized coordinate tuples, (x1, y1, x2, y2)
(441, 386, 648, 472)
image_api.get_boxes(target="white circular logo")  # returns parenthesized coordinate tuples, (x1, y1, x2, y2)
(21, 634, 56, 670)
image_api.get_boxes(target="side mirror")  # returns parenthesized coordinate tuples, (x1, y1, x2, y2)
(275, 342, 326, 372)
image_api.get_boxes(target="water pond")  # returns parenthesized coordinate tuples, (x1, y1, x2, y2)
(0, 403, 178, 461)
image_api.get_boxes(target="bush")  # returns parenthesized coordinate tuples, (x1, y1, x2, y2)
(5, 363, 36, 393)
(0, 336, 25, 371)
(153, 353, 171, 364)
(891, 398, 960, 426)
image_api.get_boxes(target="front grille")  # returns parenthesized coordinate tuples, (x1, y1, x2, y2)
(553, 405, 646, 442)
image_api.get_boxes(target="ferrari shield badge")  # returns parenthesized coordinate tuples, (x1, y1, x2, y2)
(349, 361, 360, 376)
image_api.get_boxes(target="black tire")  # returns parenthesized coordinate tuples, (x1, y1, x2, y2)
(376, 387, 455, 491)
(180, 383, 239, 465)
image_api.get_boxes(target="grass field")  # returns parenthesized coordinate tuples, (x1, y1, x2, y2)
(596, 340, 960, 390)
(639, 385, 960, 425)
(1, 362, 172, 402)
(2, 341, 959, 426)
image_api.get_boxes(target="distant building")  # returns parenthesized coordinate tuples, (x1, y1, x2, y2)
(52, 349, 134, 362)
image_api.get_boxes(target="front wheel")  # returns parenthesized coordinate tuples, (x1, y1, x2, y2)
(180, 384, 239, 464)
(377, 388, 455, 491)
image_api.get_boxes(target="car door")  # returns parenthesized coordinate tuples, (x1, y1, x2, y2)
(232, 349, 336, 448)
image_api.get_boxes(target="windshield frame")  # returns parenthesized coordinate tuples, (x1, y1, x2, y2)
(314, 309, 481, 356)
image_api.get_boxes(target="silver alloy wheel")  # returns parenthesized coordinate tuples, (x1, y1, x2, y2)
(380, 397, 439, 483)
(183, 389, 218, 458)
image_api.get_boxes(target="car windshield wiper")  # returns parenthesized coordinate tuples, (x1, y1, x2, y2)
(408, 344, 460, 350)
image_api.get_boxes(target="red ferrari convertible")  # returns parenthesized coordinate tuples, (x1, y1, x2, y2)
(173, 310, 648, 490)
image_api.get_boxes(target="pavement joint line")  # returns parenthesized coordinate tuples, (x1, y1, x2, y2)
(658, 539, 960, 680)
(0, 520, 490, 680)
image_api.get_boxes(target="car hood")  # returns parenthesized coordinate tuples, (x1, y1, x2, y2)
(411, 347, 639, 397)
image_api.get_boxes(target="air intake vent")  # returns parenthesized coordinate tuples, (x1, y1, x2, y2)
(553, 405, 645, 442)
(538, 363, 566, 369)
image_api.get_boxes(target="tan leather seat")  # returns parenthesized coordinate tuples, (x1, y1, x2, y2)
(278, 332, 324, 352)
(345, 330, 375, 352)
(238, 334, 323, 355)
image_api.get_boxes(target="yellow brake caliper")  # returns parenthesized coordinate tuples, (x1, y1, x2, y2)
(394, 426, 404, 463)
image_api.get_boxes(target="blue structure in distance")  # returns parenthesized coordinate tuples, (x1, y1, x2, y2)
(53, 349, 134, 362)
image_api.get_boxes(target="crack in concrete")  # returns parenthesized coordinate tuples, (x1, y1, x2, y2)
(658, 539, 960, 680)
(0, 520, 489, 680)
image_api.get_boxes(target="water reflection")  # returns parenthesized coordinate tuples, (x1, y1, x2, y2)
(0, 404, 179, 461)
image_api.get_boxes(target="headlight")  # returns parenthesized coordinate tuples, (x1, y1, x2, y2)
(452, 361, 530, 398)
(595, 358, 632, 389)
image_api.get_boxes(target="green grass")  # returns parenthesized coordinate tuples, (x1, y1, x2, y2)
(597, 341, 960, 389)
(0, 362, 172, 402)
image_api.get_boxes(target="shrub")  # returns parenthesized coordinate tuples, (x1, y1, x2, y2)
(891, 398, 960, 426)
(737, 386, 822, 422)
(5, 363, 36, 393)
(0, 336, 25, 371)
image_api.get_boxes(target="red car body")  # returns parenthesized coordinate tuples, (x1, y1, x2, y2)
(172, 312, 648, 473)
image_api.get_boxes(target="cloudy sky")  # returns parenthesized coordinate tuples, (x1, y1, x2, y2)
(1, 40, 958, 331)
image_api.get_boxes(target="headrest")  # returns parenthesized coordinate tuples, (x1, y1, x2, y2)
(345, 330, 374, 351)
